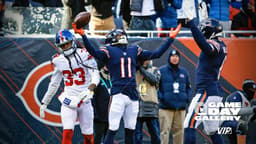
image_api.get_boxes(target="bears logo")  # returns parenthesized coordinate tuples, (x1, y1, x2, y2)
(16, 61, 62, 126)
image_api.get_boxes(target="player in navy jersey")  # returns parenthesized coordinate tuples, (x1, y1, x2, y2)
(72, 23, 181, 144)
(183, 4, 228, 144)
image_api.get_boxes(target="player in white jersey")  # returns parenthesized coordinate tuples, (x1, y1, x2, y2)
(40, 29, 100, 144)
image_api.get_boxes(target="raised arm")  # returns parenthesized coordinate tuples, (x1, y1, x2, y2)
(87, 57, 100, 89)
(72, 23, 108, 62)
(188, 19, 218, 55)
(139, 38, 173, 60)
(182, 1, 219, 56)
(139, 24, 181, 60)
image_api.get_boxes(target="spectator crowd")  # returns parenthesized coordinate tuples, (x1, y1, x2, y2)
(0, 0, 256, 37)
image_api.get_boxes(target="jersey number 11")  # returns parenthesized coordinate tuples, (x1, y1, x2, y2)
(120, 57, 132, 78)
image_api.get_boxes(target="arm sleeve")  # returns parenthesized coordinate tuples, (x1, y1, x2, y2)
(81, 34, 108, 61)
(139, 38, 174, 60)
(186, 71, 192, 102)
(139, 67, 160, 86)
(87, 58, 100, 86)
(188, 18, 218, 55)
(238, 107, 255, 116)
(41, 67, 62, 105)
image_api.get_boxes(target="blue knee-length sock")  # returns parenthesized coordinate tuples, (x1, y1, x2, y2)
(103, 129, 117, 144)
(210, 133, 224, 144)
(184, 128, 196, 144)
(125, 128, 135, 144)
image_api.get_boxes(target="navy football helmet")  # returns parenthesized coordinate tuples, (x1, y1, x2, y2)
(55, 29, 77, 56)
(105, 29, 128, 45)
(242, 79, 256, 100)
(199, 18, 223, 39)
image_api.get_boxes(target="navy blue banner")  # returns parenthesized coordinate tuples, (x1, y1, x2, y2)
(0, 37, 255, 144)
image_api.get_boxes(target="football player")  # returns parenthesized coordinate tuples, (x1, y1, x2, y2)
(222, 79, 256, 144)
(72, 23, 181, 144)
(183, 4, 228, 144)
(40, 29, 100, 144)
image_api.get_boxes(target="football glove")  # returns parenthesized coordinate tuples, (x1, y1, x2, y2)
(40, 104, 47, 118)
(251, 99, 256, 106)
(199, 1, 208, 20)
(79, 89, 94, 103)
(237, 121, 248, 135)
(72, 22, 85, 36)
(183, 0, 195, 20)
(169, 23, 182, 39)
(58, 92, 81, 108)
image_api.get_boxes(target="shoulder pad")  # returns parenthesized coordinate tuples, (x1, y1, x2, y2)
(52, 53, 60, 59)
(78, 48, 90, 57)
(51, 53, 61, 65)
(100, 46, 107, 50)
(76, 49, 94, 61)
(207, 40, 220, 52)
(80, 48, 88, 53)
(88, 55, 93, 60)
(137, 45, 143, 55)
(100, 46, 110, 58)
(226, 91, 242, 102)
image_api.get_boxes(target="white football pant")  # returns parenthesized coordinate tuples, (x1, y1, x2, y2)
(108, 93, 139, 131)
(184, 93, 223, 135)
(61, 100, 94, 134)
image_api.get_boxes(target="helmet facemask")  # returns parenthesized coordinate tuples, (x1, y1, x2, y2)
(57, 40, 77, 56)
(56, 29, 77, 56)
(199, 18, 223, 39)
(114, 34, 128, 45)
(105, 29, 128, 46)
(242, 79, 256, 101)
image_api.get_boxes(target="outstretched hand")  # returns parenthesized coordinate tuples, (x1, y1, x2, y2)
(40, 104, 47, 118)
(72, 22, 85, 36)
(169, 23, 182, 39)
(183, 0, 196, 21)
(79, 89, 94, 103)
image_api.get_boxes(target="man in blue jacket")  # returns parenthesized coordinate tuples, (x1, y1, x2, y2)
(158, 49, 191, 144)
